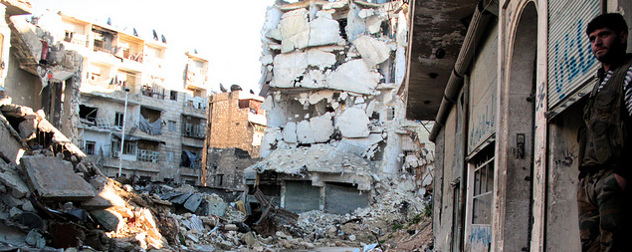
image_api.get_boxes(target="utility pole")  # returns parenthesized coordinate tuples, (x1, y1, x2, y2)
(200, 94, 213, 186)
(118, 87, 130, 177)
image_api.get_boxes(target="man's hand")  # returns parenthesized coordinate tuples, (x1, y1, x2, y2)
(615, 173, 627, 191)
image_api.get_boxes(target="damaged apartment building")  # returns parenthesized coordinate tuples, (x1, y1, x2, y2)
(28, 11, 211, 185)
(245, 0, 434, 215)
(202, 90, 267, 190)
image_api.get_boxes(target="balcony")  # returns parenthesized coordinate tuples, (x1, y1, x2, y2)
(185, 67, 209, 90)
(137, 149, 160, 163)
(182, 122, 205, 139)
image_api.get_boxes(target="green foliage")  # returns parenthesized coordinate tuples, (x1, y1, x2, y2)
(423, 203, 433, 218)
(391, 223, 404, 232)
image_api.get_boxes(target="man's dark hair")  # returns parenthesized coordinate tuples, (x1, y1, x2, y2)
(586, 13, 628, 36)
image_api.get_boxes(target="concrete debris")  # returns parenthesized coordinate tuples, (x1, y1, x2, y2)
(20, 156, 95, 201)
(353, 36, 392, 68)
(337, 107, 371, 138)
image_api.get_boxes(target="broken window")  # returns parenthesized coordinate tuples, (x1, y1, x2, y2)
(114, 112, 124, 127)
(168, 120, 176, 132)
(170, 90, 178, 101)
(92, 26, 116, 54)
(182, 116, 205, 139)
(141, 83, 165, 99)
(139, 106, 162, 135)
(84, 141, 96, 155)
(469, 144, 494, 225)
(180, 148, 201, 169)
(216, 174, 223, 186)
(79, 105, 98, 126)
(111, 138, 137, 157)
(387, 106, 395, 120)
(64, 31, 74, 43)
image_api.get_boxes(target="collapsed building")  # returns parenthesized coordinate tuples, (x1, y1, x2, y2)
(246, 0, 434, 216)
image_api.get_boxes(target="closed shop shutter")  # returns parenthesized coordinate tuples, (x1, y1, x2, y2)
(547, 0, 601, 113)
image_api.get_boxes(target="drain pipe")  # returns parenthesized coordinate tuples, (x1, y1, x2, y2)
(429, 0, 497, 142)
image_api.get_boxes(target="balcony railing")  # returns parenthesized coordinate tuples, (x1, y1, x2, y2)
(183, 123, 205, 139)
(137, 149, 160, 163)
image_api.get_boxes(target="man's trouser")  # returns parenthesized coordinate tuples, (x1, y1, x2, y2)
(577, 168, 631, 252)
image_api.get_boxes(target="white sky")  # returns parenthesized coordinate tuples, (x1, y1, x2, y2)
(28, 0, 276, 93)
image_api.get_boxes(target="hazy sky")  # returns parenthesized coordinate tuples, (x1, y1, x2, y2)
(28, 0, 276, 93)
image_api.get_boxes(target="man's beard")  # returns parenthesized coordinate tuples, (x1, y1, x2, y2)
(597, 38, 627, 64)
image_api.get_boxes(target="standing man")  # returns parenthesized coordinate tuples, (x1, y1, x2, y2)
(578, 13, 632, 252)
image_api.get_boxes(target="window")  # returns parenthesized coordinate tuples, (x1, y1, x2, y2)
(469, 145, 495, 225)
(79, 105, 98, 125)
(387, 106, 395, 120)
(85, 141, 96, 155)
(115, 112, 124, 127)
(170, 90, 178, 101)
(168, 120, 177, 132)
(111, 139, 137, 156)
(216, 174, 223, 186)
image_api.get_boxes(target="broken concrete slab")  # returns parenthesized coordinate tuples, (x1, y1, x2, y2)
(170, 192, 193, 205)
(307, 17, 344, 48)
(81, 182, 127, 210)
(20, 156, 95, 201)
(271, 52, 308, 88)
(184, 193, 204, 213)
(309, 113, 334, 143)
(353, 36, 391, 68)
(328, 60, 381, 95)
(0, 169, 30, 198)
(18, 118, 37, 140)
(283, 122, 298, 143)
(337, 107, 370, 138)
(279, 9, 309, 53)
(91, 208, 123, 232)
(345, 3, 366, 42)
(197, 194, 227, 217)
(306, 49, 336, 70)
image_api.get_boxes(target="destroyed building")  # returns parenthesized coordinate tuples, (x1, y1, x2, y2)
(246, 0, 434, 216)
(30, 11, 211, 185)
(207, 90, 267, 158)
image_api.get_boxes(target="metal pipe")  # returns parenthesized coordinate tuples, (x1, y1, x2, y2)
(118, 87, 130, 177)
(429, 0, 496, 142)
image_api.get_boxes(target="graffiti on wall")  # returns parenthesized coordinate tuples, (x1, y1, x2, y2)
(468, 93, 496, 153)
(548, 7, 599, 108)
(469, 225, 492, 251)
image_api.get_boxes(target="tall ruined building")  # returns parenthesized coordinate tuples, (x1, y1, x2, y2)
(247, 0, 433, 215)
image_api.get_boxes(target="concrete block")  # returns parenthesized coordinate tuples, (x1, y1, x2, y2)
(0, 169, 30, 198)
(306, 49, 336, 70)
(197, 194, 227, 217)
(20, 156, 95, 201)
(297, 120, 313, 144)
(327, 60, 380, 94)
(18, 118, 37, 140)
(308, 17, 344, 47)
(337, 107, 371, 138)
(283, 122, 297, 143)
(184, 193, 203, 212)
(91, 208, 124, 232)
(272, 52, 308, 88)
(310, 113, 334, 143)
(353, 36, 391, 68)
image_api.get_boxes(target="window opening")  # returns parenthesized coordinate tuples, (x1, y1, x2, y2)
(84, 141, 96, 155)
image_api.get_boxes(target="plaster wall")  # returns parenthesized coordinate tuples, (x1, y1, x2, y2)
(545, 103, 582, 251)
(4, 48, 41, 109)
